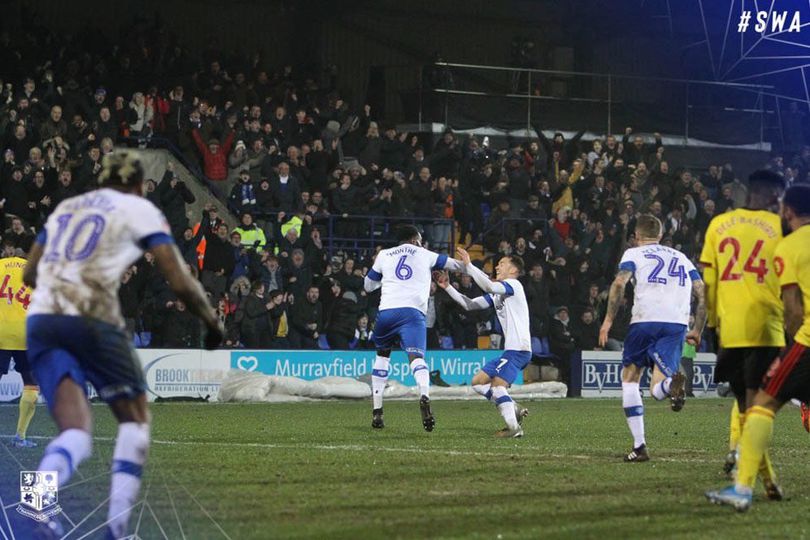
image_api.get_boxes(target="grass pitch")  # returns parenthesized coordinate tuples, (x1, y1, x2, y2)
(1, 398, 809, 539)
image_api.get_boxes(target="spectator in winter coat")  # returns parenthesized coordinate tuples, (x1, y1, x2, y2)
(200, 210, 235, 300)
(269, 161, 302, 214)
(239, 281, 276, 348)
(549, 306, 576, 393)
(290, 285, 323, 349)
(157, 163, 195, 238)
(229, 169, 257, 215)
(192, 127, 235, 190)
(572, 308, 600, 351)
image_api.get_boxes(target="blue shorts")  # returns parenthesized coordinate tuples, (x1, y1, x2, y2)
(622, 322, 688, 378)
(0, 350, 35, 385)
(27, 314, 146, 411)
(372, 308, 427, 357)
(481, 350, 532, 384)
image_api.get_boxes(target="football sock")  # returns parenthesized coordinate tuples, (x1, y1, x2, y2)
(736, 405, 775, 492)
(491, 386, 519, 429)
(622, 382, 645, 448)
(371, 355, 390, 409)
(16, 385, 38, 439)
(728, 400, 741, 451)
(38, 429, 92, 487)
(410, 358, 430, 398)
(107, 422, 150, 539)
(651, 377, 672, 401)
(472, 383, 493, 401)
(758, 451, 777, 485)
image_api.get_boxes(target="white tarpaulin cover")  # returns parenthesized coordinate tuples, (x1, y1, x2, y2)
(218, 370, 567, 403)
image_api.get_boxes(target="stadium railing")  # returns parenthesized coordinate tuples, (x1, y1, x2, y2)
(407, 61, 777, 147)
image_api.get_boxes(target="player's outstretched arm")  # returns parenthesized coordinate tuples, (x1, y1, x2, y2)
(22, 243, 44, 288)
(151, 243, 224, 349)
(599, 270, 632, 347)
(440, 256, 467, 274)
(687, 279, 707, 347)
(456, 247, 508, 295)
(433, 271, 489, 311)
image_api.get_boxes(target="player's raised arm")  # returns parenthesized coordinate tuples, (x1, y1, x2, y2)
(599, 268, 633, 347)
(436, 253, 467, 274)
(456, 247, 509, 295)
(151, 242, 224, 349)
(433, 271, 491, 311)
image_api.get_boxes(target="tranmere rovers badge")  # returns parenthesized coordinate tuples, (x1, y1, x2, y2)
(17, 471, 61, 521)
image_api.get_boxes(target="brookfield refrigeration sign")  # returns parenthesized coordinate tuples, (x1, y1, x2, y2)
(231, 349, 521, 385)
(576, 351, 717, 397)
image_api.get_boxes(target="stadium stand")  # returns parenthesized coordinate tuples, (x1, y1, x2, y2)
(1, 15, 808, 383)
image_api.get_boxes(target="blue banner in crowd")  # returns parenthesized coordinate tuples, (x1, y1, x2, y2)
(230, 349, 520, 385)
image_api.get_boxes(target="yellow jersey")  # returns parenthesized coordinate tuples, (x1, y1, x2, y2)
(0, 257, 31, 350)
(699, 209, 785, 348)
(774, 225, 810, 347)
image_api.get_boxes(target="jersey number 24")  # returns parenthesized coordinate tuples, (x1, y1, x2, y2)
(644, 254, 687, 286)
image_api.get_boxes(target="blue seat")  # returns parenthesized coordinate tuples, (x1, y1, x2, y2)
(318, 334, 330, 349)
(531, 337, 551, 356)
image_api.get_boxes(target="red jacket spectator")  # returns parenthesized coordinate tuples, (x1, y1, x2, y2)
(192, 129, 234, 181)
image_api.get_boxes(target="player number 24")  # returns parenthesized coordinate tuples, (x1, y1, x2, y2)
(644, 254, 687, 286)
(718, 237, 768, 283)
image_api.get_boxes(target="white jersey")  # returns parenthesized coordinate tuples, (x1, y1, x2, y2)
(29, 188, 173, 327)
(619, 244, 699, 326)
(369, 245, 452, 314)
(485, 278, 532, 352)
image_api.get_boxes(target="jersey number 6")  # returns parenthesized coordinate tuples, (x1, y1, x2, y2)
(395, 255, 413, 280)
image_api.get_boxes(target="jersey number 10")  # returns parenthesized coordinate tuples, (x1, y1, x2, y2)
(43, 213, 107, 263)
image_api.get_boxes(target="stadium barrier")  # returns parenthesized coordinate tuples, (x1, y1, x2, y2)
(572, 351, 718, 398)
(0, 349, 718, 402)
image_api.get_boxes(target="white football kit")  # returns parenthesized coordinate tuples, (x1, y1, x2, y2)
(29, 188, 174, 328)
(619, 244, 699, 326)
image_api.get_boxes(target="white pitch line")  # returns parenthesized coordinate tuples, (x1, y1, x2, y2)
(5, 432, 719, 464)
(147, 438, 718, 464)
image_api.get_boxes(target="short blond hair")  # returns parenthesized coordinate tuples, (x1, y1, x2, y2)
(635, 214, 662, 240)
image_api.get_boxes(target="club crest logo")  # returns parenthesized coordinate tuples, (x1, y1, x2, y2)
(774, 256, 784, 278)
(17, 471, 61, 522)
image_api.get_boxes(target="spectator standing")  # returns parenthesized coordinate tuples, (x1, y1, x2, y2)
(290, 285, 323, 349)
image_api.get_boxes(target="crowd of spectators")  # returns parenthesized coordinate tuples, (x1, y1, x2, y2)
(2, 18, 810, 370)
